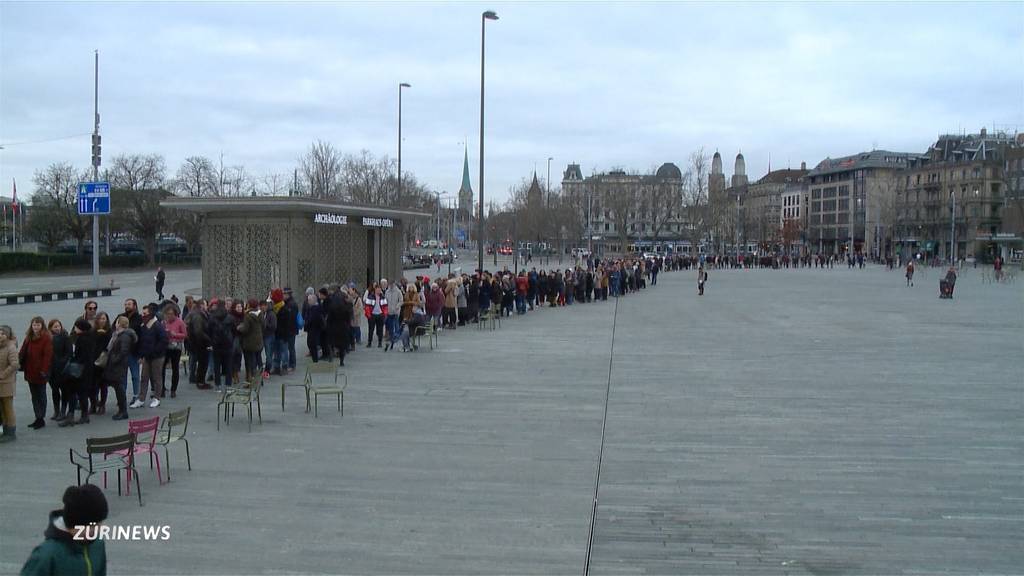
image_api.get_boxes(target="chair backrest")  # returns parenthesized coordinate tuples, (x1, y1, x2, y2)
(161, 407, 190, 442)
(306, 362, 338, 386)
(128, 416, 160, 448)
(86, 433, 136, 455)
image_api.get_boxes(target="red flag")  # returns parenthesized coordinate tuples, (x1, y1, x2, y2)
(11, 178, 17, 215)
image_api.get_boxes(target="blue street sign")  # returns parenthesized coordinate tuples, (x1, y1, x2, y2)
(456, 229, 467, 242)
(77, 181, 111, 215)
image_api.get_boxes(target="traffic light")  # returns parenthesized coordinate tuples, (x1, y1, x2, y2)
(91, 134, 101, 167)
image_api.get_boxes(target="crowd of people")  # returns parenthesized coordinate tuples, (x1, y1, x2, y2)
(0, 254, 701, 443)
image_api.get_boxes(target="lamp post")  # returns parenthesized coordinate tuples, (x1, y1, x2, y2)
(397, 81, 409, 196)
(949, 190, 956, 265)
(397, 82, 409, 258)
(478, 9, 498, 275)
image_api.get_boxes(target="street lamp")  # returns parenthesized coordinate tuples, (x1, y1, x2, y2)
(397, 82, 411, 199)
(478, 9, 498, 275)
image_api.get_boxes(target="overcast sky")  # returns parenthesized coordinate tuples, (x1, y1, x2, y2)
(1, 1, 1022, 204)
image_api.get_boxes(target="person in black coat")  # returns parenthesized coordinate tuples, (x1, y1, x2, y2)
(208, 303, 235, 389)
(48, 321, 72, 421)
(273, 298, 294, 374)
(325, 287, 352, 366)
(60, 320, 95, 426)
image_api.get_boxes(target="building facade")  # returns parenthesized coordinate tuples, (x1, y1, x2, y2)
(805, 150, 912, 257)
(896, 129, 1019, 262)
(561, 162, 686, 254)
(743, 166, 809, 251)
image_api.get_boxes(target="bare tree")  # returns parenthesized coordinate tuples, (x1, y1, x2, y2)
(684, 148, 710, 249)
(340, 150, 396, 205)
(111, 187, 171, 264)
(105, 153, 166, 192)
(300, 140, 343, 199)
(30, 162, 92, 253)
(602, 179, 637, 254)
(174, 156, 217, 198)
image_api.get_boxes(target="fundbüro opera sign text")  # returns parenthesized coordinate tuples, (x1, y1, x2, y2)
(313, 213, 395, 228)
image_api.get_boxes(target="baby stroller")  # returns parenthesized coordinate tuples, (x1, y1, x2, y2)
(939, 274, 956, 299)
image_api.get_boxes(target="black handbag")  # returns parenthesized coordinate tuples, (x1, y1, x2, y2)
(64, 361, 85, 380)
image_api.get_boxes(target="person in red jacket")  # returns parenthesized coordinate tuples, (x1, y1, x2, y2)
(362, 282, 388, 348)
(515, 271, 529, 314)
(20, 316, 53, 430)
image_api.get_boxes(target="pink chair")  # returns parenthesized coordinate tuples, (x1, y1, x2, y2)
(112, 416, 163, 489)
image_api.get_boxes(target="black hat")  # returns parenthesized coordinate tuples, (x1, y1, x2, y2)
(62, 484, 108, 528)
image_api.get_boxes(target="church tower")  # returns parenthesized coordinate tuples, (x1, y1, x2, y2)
(710, 150, 725, 196)
(731, 152, 748, 189)
(457, 144, 473, 220)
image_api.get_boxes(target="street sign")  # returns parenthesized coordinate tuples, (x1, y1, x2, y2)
(456, 229, 467, 242)
(77, 181, 111, 215)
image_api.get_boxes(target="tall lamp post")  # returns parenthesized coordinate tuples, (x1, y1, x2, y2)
(478, 9, 498, 274)
(397, 82, 411, 251)
(395, 81, 407, 272)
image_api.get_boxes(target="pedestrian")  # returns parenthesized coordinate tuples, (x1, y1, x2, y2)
(906, 261, 915, 287)
(19, 317, 53, 430)
(20, 484, 108, 576)
(238, 299, 264, 381)
(90, 312, 112, 414)
(185, 299, 211, 389)
(155, 266, 166, 300)
(0, 325, 20, 443)
(103, 316, 136, 421)
(283, 287, 300, 372)
(302, 292, 324, 361)
(317, 287, 333, 361)
(443, 277, 458, 328)
(48, 320, 72, 421)
(385, 279, 404, 341)
(208, 300, 235, 390)
(162, 304, 186, 398)
(697, 265, 708, 296)
(131, 304, 167, 408)
(363, 282, 387, 347)
(116, 299, 143, 406)
(270, 288, 291, 374)
(60, 320, 95, 426)
(326, 284, 353, 365)
(259, 298, 277, 372)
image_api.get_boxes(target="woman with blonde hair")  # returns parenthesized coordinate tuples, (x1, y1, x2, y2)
(0, 325, 19, 442)
(103, 316, 137, 421)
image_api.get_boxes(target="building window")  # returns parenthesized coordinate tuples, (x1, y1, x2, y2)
(812, 201, 821, 213)
(812, 189, 821, 199)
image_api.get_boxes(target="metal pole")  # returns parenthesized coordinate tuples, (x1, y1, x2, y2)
(950, 191, 955, 264)
(398, 85, 402, 202)
(478, 14, 486, 274)
(92, 50, 100, 288)
(478, 11, 497, 274)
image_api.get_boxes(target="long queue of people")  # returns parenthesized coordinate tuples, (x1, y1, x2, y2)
(0, 254, 683, 444)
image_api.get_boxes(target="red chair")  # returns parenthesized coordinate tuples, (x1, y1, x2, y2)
(112, 416, 164, 488)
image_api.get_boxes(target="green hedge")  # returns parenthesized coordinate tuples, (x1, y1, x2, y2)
(0, 252, 200, 274)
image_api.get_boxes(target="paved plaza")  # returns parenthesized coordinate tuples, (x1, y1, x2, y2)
(0, 264, 1021, 574)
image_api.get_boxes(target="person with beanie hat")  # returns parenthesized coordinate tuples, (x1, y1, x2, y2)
(21, 484, 108, 576)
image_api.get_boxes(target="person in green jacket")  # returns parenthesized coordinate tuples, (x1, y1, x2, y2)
(21, 484, 108, 576)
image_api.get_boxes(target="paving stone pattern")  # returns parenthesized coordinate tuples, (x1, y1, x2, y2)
(0, 265, 1021, 575)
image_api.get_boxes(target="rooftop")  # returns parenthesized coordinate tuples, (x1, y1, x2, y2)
(807, 150, 914, 177)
